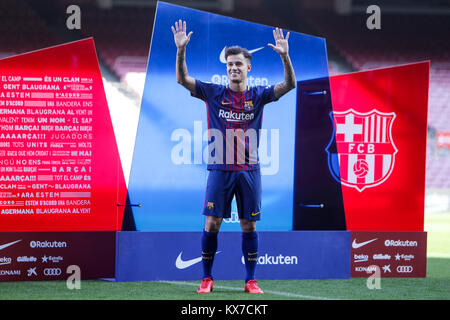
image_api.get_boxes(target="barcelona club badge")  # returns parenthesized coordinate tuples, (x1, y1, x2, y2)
(244, 100, 253, 110)
(326, 109, 398, 192)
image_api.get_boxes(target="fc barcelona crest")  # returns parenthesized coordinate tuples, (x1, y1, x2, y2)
(244, 100, 254, 110)
(326, 109, 398, 192)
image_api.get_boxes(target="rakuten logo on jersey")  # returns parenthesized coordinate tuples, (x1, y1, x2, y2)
(218, 109, 254, 122)
(384, 240, 418, 247)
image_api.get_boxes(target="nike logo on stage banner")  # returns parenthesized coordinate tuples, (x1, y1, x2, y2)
(175, 251, 221, 269)
(352, 238, 377, 249)
(219, 46, 265, 63)
(0, 240, 21, 251)
(0, 239, 21, 251)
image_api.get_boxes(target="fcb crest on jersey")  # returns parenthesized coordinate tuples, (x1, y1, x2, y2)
(244, 100, 254, 110)
(326, 109, 398, 192)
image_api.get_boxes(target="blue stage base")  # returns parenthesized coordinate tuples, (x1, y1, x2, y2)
(114, 231, 350, 281)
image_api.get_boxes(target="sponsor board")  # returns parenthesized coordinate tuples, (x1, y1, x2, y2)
(0, 232, 115, 281)
(115, 231, 350, 281)
(0, 39, 127, 232)
(351, 231, 427, 278)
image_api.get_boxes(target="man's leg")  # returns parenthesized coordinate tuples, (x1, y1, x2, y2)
(236, 170, 263, 293)
(197, 216, 223, 293)
(198, 170, 233, 293)
(201, 216, 223, 279)
(241, 219, 263, 293)
(240, 219, 258, 283)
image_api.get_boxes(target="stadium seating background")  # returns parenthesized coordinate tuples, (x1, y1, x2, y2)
(1, 0, 448, 212)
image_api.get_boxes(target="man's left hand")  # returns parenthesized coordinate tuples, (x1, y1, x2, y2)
(268, 27, 290, 56)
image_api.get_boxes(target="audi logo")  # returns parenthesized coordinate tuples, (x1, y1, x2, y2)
(43, 268, 62, 276)
(396, 265, 413, 273)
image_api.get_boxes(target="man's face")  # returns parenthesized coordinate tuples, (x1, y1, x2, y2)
(226, 53, 251, 84)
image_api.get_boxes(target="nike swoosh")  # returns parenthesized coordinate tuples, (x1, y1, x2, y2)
(175, 251, 221, 269)
(0, 240, 21, 251)
(219, 46, 265, 63)
(251, 212, 260, 216)
(352, 238, 377, 249)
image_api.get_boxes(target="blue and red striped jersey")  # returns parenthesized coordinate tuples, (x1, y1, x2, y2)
(192, 80, 277, 171)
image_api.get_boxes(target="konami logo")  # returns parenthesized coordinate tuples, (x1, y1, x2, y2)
(355, 265, 378, 272)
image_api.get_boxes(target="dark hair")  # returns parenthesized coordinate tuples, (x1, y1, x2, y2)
(224, 46, 252, 62)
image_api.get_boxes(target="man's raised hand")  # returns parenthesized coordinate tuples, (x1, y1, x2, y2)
(172, 19, 196, 93)
(268, 27, 290, 56)
(270, 27, 296, 100)
(171, 20, 193, 49)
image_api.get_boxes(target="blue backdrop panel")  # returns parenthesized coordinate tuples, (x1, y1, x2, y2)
(115, 231, 350, 281)
(126, 2, 329, 231)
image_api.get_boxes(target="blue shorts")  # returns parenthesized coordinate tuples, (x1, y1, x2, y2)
(202, 169, 262, 221)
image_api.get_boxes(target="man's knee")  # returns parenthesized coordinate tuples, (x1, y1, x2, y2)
(205, 216, 223, 233)
(240, 219, 256, 233)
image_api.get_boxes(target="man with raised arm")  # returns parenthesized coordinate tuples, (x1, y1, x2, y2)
(171, 19, 296, 294)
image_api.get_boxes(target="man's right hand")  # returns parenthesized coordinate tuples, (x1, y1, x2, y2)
(171, 19, 193, 49)
(172, 19, 196, 93)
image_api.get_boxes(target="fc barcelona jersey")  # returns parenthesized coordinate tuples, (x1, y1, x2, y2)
(192, 80, 277, 171)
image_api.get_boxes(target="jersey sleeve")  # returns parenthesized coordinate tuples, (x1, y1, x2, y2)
(191, 80, 216, 101)
(258, 85, 278, 105)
